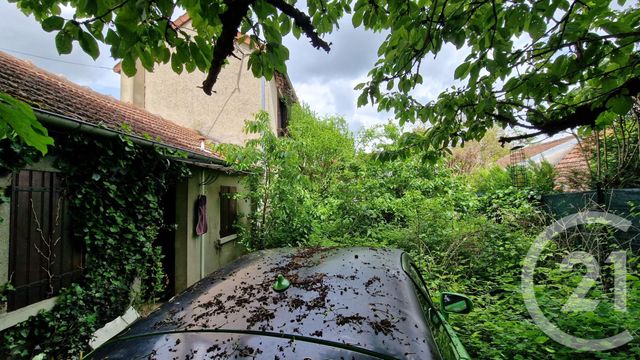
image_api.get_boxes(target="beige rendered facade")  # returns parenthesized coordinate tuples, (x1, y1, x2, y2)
(119, 19, 282, 145)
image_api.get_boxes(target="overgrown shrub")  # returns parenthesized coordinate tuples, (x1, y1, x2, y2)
(225, 108, 639, 359)
(0, 133, 189, 358)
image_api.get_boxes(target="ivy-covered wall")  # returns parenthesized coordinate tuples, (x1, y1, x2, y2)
(0, 132, 190, 358)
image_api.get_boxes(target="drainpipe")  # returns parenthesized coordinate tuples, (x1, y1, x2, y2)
(200, 169, 205, 279)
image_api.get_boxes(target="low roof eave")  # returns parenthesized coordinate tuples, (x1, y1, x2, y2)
(34, 108, 241, 173)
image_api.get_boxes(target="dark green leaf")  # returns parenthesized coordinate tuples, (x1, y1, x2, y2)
(0, 92, 54, 154)
(606, 95, 633, 115)
(55, 31, 73, 55)
(121, 54, 137, 77)
(41, 16, 64, 32)
(78, 31, 100, 60)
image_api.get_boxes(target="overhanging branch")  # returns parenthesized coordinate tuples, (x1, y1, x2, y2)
(201, 0, 329, 95)
(202, 0, 255, 95)
(499, 76, 640, 143)
(264, 0, 330, 52)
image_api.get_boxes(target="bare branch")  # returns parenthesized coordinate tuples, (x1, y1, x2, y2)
(499, 130, 544, 144)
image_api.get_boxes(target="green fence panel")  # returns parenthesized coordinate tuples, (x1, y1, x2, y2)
(541, 189, 640, 249)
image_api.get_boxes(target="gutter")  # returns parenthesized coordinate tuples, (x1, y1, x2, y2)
(34, 108, 232, 170)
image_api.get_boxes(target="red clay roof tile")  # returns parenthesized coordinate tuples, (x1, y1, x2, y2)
(0, 51, 222, 160)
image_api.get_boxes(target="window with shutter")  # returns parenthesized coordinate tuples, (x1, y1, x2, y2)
(219, 186, 238, 238)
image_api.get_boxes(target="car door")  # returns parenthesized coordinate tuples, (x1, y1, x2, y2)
(401, 253, 470, 360)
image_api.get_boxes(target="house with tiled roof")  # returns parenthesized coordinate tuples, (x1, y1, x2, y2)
(496, 135, 594, 191)
(115, 13, 297, 143)
(0, 50, 250, 332)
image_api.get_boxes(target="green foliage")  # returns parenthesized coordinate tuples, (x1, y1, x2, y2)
(591, 111, 640, 188)
(528, 160, 558, 193)
(0, 92, 54, 155)
(0, 134, 189, 359)
(287, 104, 355, 189)
(224, 107, 639, 358)
(358, 0, 640, 153)
(470, 160, 558, 195)
(14, 1, 639, 154)
(218, 105, 355, 249)
(218, 110, 317, 249)
(440, 226, 640, 359)
(447, 127, 510, 174)
(468, 165, 513, 194)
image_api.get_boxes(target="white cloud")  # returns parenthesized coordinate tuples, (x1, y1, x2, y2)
(284, 15, 468, 131)
(295, 81, 338, 114)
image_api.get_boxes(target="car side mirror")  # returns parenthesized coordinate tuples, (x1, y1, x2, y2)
(441, 292, 473, 315)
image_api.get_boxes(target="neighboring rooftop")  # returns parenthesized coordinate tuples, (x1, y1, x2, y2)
(0, 51, 221, 160)
(497, 135, 593, 191)
(496, 136, 576, 167)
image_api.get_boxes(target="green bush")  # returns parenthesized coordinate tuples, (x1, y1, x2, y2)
(226, 109, 639, 359)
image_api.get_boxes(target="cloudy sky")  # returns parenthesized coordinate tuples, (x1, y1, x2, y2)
(0, 2, 121, 97)
(0, 2, 466, 133)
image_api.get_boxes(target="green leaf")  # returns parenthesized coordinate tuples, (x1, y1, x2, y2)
(55, 31, 73, 55)
(292, 25, 301, 39)
(121, 54, 137, 77)
(527, 15, 546, 40)
(171, 53, 183, 74)
(41, 16, 64, 32)
(137, 47, 154, 71)
(0, 92, 54, 155)
(606, 95, 633, 115)
(454, 62, 470, 80)
(352, 11, 364, 27)
(535, 336, 549, 344)
(595, 111, 616, 128)
(105, 29, 119, 45)
(78, 31, 100, 60)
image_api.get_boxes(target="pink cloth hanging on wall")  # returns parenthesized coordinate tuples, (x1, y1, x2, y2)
(195, 195, 208, 235)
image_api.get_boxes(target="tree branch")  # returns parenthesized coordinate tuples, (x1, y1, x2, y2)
(202, 0, 255, 95)
(499, 131, 544, 144)
(536, 77, 640, 134)
(498, 77, 640, 144)
(80, 0, 131, 24)
(264, 0, 330, 52)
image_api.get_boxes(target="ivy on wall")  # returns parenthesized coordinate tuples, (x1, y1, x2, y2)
(0, 132, 190, 358)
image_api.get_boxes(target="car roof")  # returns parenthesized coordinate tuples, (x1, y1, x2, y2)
(91, 247, 440, 359)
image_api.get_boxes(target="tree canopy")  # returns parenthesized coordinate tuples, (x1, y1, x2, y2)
(11, 0, 640, 152)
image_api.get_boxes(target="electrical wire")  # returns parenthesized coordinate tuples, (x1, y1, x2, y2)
(0, 47, 115, 70)
(205, 47, 246, 137)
